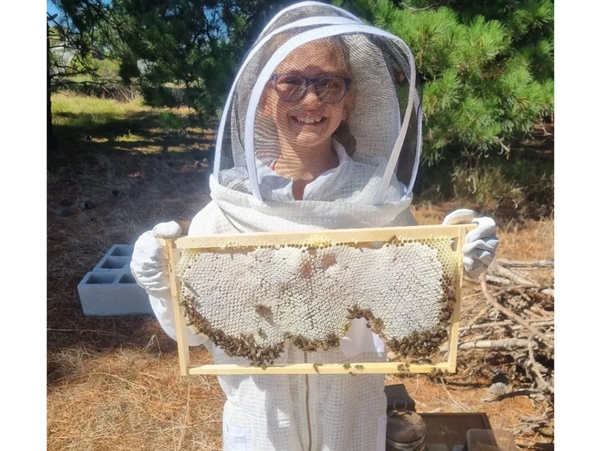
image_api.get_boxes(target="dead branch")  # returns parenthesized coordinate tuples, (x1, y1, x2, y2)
(541, 288, 554, 297)
(457, 333, 488, 342)
(489, 262, 541, 287)
(519, 414, 552, 423)
(514, 440, 555, 450)
(440, 338, 532, 352)
(523, 309, 547, 321)
(496, 259, 554, 268)
(465, 304, 492, 325)
(480, 275, 554, 347)
(483, 389, 543, 402)
(528, 334, 554, 394)
(529, 305, 552, 318)
(485, 274, 512, 286)
(517, 413, 554, 439)
(459, 296, 485, 318)
(459, 319, 553, 332)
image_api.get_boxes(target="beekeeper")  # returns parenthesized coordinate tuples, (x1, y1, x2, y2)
(131, 2, 499, 450)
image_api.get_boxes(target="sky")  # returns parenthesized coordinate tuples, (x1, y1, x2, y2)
(47, 1, 58, 17)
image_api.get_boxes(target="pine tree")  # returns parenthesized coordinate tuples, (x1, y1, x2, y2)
(335, 0, 554, 164)
(111, 0, 288, 122)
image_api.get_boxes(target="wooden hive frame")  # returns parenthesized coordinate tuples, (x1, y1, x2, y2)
(159, 224, 473, 376)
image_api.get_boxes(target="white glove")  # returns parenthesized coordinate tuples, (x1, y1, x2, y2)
(131, 221, 207, 346)
(130, 221, 182, 294)
(443, 209, 499, 279)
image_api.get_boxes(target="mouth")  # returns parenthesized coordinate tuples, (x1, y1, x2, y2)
(291, 115, 325, 125)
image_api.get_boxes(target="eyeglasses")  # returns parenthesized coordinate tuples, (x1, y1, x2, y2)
(270, 73, 351, 104)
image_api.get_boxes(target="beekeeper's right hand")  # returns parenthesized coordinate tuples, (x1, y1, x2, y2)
(131, 222, 207, 346)
(130, 221, 182, 294)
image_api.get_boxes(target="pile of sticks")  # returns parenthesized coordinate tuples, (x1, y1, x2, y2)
(445, 258, 555, 441)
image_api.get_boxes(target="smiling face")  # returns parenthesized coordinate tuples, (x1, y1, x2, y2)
(262, 39, 354, 154)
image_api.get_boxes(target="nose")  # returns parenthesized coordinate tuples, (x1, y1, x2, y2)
(301, 84, 321, 106)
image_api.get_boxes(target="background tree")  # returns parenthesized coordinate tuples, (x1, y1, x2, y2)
(335, 0, 554, 164)
(111, 0, 288, 123)
(48, 20, 58, 151)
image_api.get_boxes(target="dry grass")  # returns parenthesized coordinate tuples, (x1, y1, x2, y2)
(47, 94, 554, 450)
(48, 344, 224, 451)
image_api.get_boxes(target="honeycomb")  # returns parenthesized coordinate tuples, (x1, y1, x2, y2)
(176, 235, 459, 366)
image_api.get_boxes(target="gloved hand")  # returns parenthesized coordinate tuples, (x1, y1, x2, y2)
(130, 221, 182, 295)
(131, 221, 207, 346)
(442, 209, 499, 280)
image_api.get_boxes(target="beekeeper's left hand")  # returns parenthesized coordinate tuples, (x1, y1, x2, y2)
(442, 209, 499, 280)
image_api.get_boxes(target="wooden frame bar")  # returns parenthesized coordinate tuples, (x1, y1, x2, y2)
(161, 224, 473, 376)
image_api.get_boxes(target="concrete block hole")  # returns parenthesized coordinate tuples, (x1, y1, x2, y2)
(86, 273, 117, 284)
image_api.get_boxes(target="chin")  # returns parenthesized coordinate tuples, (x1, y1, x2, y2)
(290, 131, 331, 147)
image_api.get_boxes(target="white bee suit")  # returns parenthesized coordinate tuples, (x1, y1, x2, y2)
(138, 141, 418, 451)
(192, 149, 416, 451)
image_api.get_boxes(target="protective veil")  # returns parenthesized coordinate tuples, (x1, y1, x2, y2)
(209, 0, 422, 232)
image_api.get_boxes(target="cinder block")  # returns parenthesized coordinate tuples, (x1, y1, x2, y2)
(93, 245, 134, 271)
(78, 244, 154, 316)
